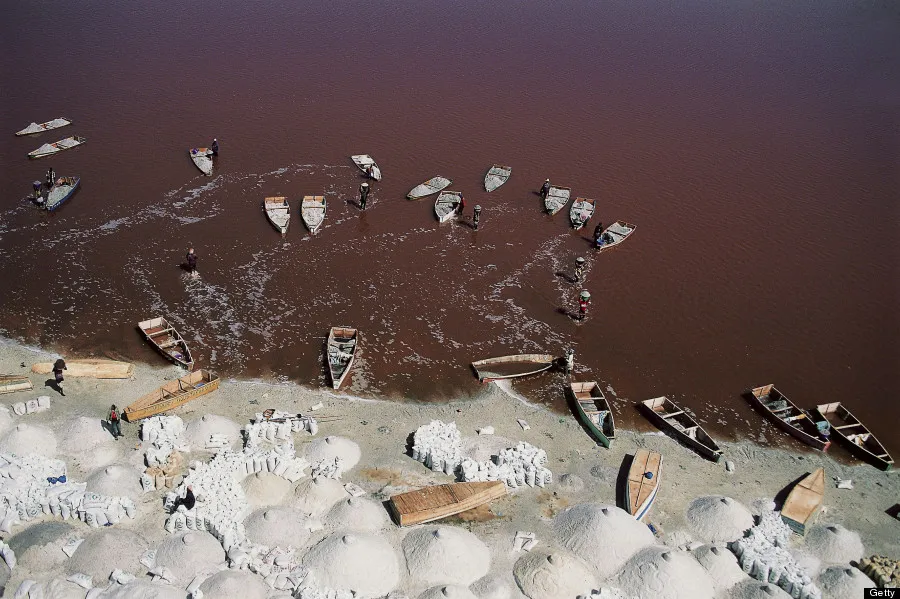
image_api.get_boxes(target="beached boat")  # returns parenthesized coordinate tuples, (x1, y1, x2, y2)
(31, 359, 134, 379)
(407, 177, 452, 200)
(484, 165, 511, 192)
(138, 317, 194, 369)
(45, 176, 80, 212)
(263, 196, 290, 236)
(28, 136, 86, 159)
(351, 154, 382, 180)
(124, 370, 220, 422)
(301, 195, 326, 233)
(189, 147, 213, 175)
(596, 221, 636, 251)
(568, 381, 616, 448)
(471, 354, 555, 383)
(639, 396, 723, 462)
(434, 191, 463, 223)
(16, 117, 72, 136)
(544, 185, 571, 215)
(0, 375, 33, 395)
(388, 481, 507, 527)
(781, 467, 824, 536)
(747, 385, 830, 451)
(569, 197, 595, 230)
(327, 326, 358, 389)
(626, 449, 662, 521)
(814, 403, 893, 470)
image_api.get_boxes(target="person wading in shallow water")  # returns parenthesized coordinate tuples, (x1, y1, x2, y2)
(593, 221, 604, 245)
(578, 290, 591, 321)
(473, 205, 482, 230)
(108, 404, 122, 440)
(359, 182, 369, 210)
(540, 179, 551, 199)
(52, 358, 67, 396)
(574, 256, 586, 283)
(46, 167, 56, 188)
(211, 138, 219, 156)
(186, 247, 198, 277)
(563, 348, 575, 374)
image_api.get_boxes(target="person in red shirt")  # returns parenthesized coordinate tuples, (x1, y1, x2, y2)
(108, 404, 122, 440)
(578, 290, 591, 321)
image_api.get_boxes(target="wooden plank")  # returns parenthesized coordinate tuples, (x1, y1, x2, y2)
(31, 359, 134, 379)
(781, 467, 825, 535)
(389, 481, 506, 527)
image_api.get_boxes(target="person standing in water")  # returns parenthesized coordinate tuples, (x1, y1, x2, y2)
(359, 182, 369, 210)
(108, 404, 122, 440)
(32, 180, 43, 201)
(540, 179, 551, 199)
(211, 138, 219, 156)
(593, 222, 604, 245)
(473, 205, 482, 230)
(563, 348, 575, 374)
(46, 167, 56, 188)
(52, 358, 67, 396)
(457, 194, 466, 217)
(578, 290, 591, 321)
(574, 256, 586, 283)
(186, 248, 198, 276)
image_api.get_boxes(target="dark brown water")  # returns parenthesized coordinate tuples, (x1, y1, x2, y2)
(2, 1, 898, 454)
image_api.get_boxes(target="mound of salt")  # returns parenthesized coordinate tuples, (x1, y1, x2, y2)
(418, 585, 478, 599)
(469, 574, 512, 599)
(242, 471, 291, 507)
(58, 417, 121, 470)
(66, 529, 150, 579)
(403, 526, 491, 589)
(244, 506, 313, 548)
(302, 532, 400, 597)
(0, 560, 9, 591)
(616, 546, 716, 599)
(92, 580, 190, 598)
(154, 531, 226, 585)
(199, 570, 268, 599)
(0, 407, 14, 436)
(686, 496, 754, 543)
(325, 496, 389, 532)
(86, 464, 144, 500)
(553, 503, 655, 578)
(303, 435, 361, 470)
(557, 473, 585, 493)
(291, 476, 349, 516)
(7, 521, 76, 571)
(513, 550, 596, 599)
(183, 414, 241, 450)
(818, 565, 875, 599)
(22, 578, 87, 599)
(0, 422, 58, 457)
(691, 544, 747, 590)
(726, 580, 791, 599)
(805, 524, 864, 564)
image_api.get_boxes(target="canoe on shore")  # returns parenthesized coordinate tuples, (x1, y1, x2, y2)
(31, 359, 134, 379)
(388, 481, 507, 526)
(639, 396, 723, 462)
(351, 154, 382, 180)
(407, 177, 451, 200)
(471, 354, 555, 383)
(138, 316, 193, 369)
(484, 165, 511, 192)
(28, 136, 86, 159)
(46, 176, 80, 211)
(568, 381, 615, 448)
(327, 326, 358, 389)
(0, 375, 33, 395)
(189, 147, 213, 175)
(16, 117, 72, 136)
(301, 195, 326, 233)
(569, 197, 595, 230)
(747, 384, 830, 451)
(814, 403, 893, 470)
(596, 221, 636, 251)
(781, 467, 824, 536)
(264, 196, 290, 236)
(124, 369, 220, 422)
(544, 185, 571, 215)
(626, 449, 662, 521)
(435, 191, 463, 223)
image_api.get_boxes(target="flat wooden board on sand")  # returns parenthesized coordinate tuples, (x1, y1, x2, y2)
(31, 359, 134, 379)
(389, 481, 507, 527)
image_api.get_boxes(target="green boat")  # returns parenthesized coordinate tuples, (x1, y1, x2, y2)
(569, 381, 616, 448)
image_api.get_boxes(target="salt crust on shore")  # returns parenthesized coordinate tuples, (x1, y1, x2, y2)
(58, 416, 120, 470)
(303, 435, 361, 470)
(66, 528, 150, 579)
(727, 580, 792, 598)
(241, 471, 291, 507)
(512, 550, 596, 599)
(325, 496, 389, 532)
(691, 543, 747, 590)
(557, 472, 585, 493)
(183, 414, 241, 450)
(0, 422, 57, 457)
(7, 520, 74, 571)
(153, 531, 226, 585)
(418, 585, 478, 599)
(817, 566, 875, 599)
(302, 532, 400, 597)
(21, 578, 86, 598)
(615, 546, 716, 599)
(402, 526, 491, 589)
(199, 569, 269, 599)
(86, 464, 144, 500)
(804, 524, 864, 564)
(291, 476, 349, 515)
(244, 506, 313, 547)
(686, 496, 754, 543)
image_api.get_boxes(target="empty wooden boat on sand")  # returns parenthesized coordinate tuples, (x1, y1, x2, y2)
(138, 316, 193, 369)
(781, 467, 825, 535)
(0, 375, 33, 395)
(28, 136, 86, 159)
(569, 197, 595, 230)
(327, 326, 358, 389)
(301, 195, 326, 233)
(389, 481, 507, 526)
(45, 176, 80, 211)
(471, 354, 555, 383)
(351, 154, 382, 180)
(434, 191, 463, 223)
(814, 403, 893, 470)
(568, 381, 616, 448)
(189, 147, 213, 175)
(264, 196, 290, 236)
(626, 449, 662, 521)
(124, 369, 219, 422)
(544, 185, 571, 215)
(747, 385, 830, 451)
(31, 359, 134, 379)
(596, 221, 636, 251)
(408, 177, 452, 200)
(16, 117, 72, 136)
(484, 165, 511, 192)
(639, 396, 722, 462)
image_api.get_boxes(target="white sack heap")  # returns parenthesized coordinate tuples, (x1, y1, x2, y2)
(412, 420, 462, 475)
(140, 416, 189, 492)
(460, 441, 552, 488)
(11, 396, 51, 416)
(246, 410, 319, 446)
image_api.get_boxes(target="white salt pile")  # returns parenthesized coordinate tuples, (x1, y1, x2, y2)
(198, 569, 269, 599)
(553, 503, 655, 578)
(817, 566, 875, 599)
(58, 416, 120, 470)
(291, 477, 349, 516)
(692, 543, 748, 590)
(17, 578, 87, 598)
(418, 585, 478, 599)
(513, 550, 596, 599)
(804, 524, 864, 564)
(616, 546, 716, 599)
(153, 531, 226, 585)
(244, 506, 314, 548)
(66, 529, 150, 579)
(91, 580, 189, 598)
(325, 496, 389, 532)
(460, 441, 552, 488)
(86, 464, 143, 500)
(302, 532, 400, 597)
(242, 471, 292, 507)
(304, 435, 361, 471)
(6, 520, 75, 571)
(686, 496, 754, 543)
(0, 406, 14, 436)
(412, 420, 463, 475)
(183, 414, 242, 450)
(727, 580, 793, 598)
(0, 423, 58, 457)
(402, 526, 491, 589)
(469, 573, 512, 599)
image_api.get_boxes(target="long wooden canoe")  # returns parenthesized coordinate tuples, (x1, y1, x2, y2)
(747, 385, 830, 451)
(351, 154, 382, 180)
(639, 397, 723, 462)
(327, 326, 358, 389)
(138, 316, 193, 369)
(28, 136, 86, 159)
(124, 369, 219, 422)
(471, 354, 555, 383)
(544, 185, 571, 215)
(596, 221, 636, 251)
(0, 375, 33, 395)
(568, 382, 615, 448)
(301, 195, 326, 233)
(388, 481, 507, 527)
(781, 467, 824, 536)
(814, 403, 893, 471)
(189, 147, 213, 176)
(264, 196, 290, 236)
(31, 359, 134, 379)
(16, 118, 72, 136)
(569, 198, 595, 230)
(434, 191, 462, 223)
(626, 449, 662, 521)
(407, 177, 452, 200)
(46, 176, 80, 212)
(484, 165, 511, 192)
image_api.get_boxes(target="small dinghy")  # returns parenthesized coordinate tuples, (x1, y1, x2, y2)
(569, 197, 595, 229)
(407, 177, 452, 200)
(124, 370, 219, 422)
(544, 185, 571, 215)
(138, 316, 194, 369)
(639, 396, 723, 462)
(596, 221, 636, 251)
(484, 165, 511, 192)
(471, 354, 555, 382)
(814, 402, 893, 470)
(301, 195, 326, 234)
(28, 136, 86, 159)
(45, 176, 80, 212)
(625, 449, 662, 521)
(434, 191, 463, 223)
(747, 384, 830, 451)
(189, 147, 213, 175)
(569, 381, 616, 448)
(16, 117, 72, 136)
(351, 154, 382, 180)
(327, 326, 358, 389)
(264, 196, 290, 236)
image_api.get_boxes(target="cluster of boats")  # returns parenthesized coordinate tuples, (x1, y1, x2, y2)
(15, 117, 84, 211)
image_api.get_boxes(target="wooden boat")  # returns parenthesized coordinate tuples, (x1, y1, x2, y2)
(388, 481, 507, 527)
(189, 147, 213, 175)
(484, 165, 511, 192)
(264, 196, 290, 236)
(544, 185, 571, 215)
(434, 191, 463, 223)
(747, 385, 830, 451)
(471, 354, 555, 383)
(596, 221, 636, 251)
(124, 370, 220, 422)
(16, 117, 72, 136)
(814, 403, 893, 470)
(138, 317, 194, 369)
(31, 359, 134, 379)
(327, 326, 358, 389)
(568, 382, 615, 448)
(28, 136, 86, 159)
(0, 375, 33, 395)
(301, 195, 326, 233)
(45, 176, 80, 211)
(351, 154, 382, 180)
(569, 197, 595, 230)
(781, 467, 824, 535)
(639, 397, 723, 462)
(407, 177, 452, 200)
(626, 449, 662, 521)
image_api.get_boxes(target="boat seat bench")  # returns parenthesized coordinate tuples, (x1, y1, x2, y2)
(661, 410, 684, 419)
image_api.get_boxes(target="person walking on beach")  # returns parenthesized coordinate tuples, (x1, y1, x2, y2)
(52, 358, 67, 396)
(573, 256, 586, 283)
(186, 247, 198, 277)
(577, 290, 591, 321)
(593, 222, 604, 245)
(540, 179, 551, 199)
(359, 182, 369, 210)
(108, 404, 122, 440)
(211, 138, 219, 156)
(473, 205, 482, 230)
(46, 167, 56, 188)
